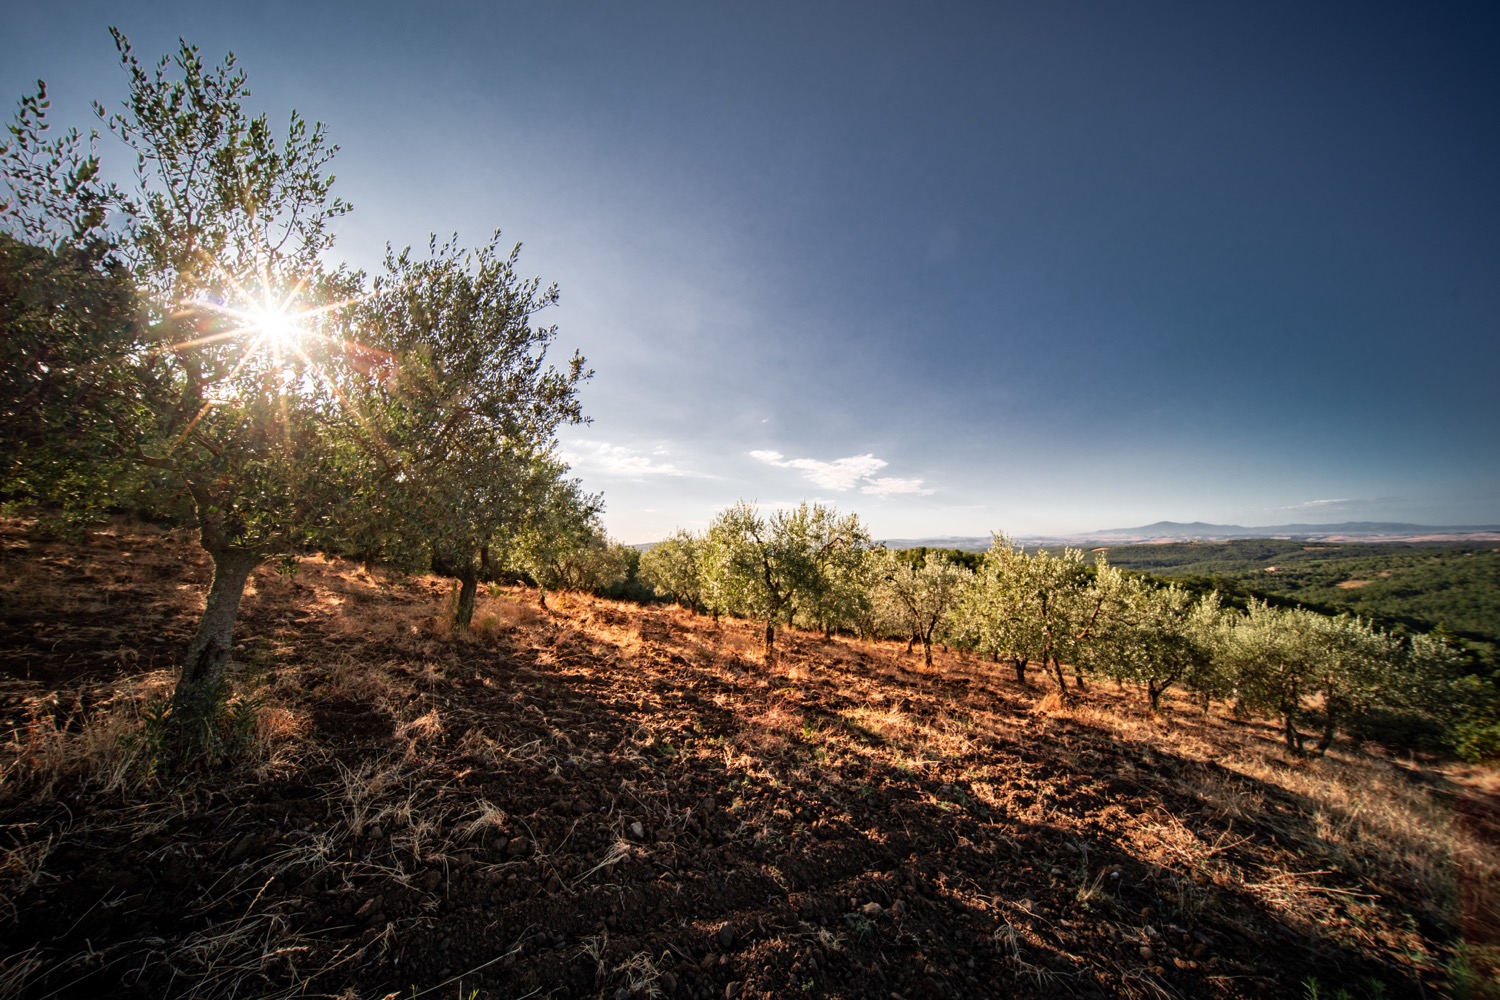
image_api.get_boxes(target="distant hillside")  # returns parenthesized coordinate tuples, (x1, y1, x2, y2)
(1089, 521, 1500, 542)
(878, 535, 995, 552)
(882, 522, 1500, 551)
(1093, 538, 1500, 662)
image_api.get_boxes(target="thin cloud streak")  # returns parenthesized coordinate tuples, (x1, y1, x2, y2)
(862, 477, 934, 497)
(1273, 497, 1393, 512)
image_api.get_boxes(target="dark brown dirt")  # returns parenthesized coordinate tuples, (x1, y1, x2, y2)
(1, 519, 1496, 999)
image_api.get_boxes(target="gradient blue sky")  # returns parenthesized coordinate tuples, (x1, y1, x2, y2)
(5, 2, 1497, 541)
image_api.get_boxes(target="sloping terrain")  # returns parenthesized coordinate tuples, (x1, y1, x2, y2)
(1, 520, 1497, 999)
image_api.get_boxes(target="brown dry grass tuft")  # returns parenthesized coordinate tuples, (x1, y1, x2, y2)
(0, 671, 174, 800)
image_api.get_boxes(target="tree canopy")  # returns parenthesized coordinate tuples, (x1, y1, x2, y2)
(0, 32, 591, 749)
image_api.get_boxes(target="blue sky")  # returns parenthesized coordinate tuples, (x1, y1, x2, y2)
(5, 2, 1498, 541)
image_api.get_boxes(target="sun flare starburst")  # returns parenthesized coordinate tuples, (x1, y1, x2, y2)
(242, 291, 306, 353)
(156, 258, 396, 454)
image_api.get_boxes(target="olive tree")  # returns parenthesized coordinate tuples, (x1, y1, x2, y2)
(702, 501, 801, 659)
(700, 500, 859, 660)
(952, 535, 1040, 683)
(0, 232, 139, 522)
(342, 233, 589, 624)
(875, 550, 972, 668)
(1098, 582, 1226, 710)
(2, 34, 369, 738)
(1221, 601, 1327, 753)
(792, 506, 873, 639)
(966, 541, 1123, 695)
(0, 83, 139, 521)
(1300, 614, 1385, 753)
(506, 473, 605, 610)
(638, 529, 707, 612)
(2, 33, 592, 746)
(550, 529, 632, 595)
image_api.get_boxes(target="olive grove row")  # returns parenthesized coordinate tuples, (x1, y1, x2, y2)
(639, 502, 1466, 755)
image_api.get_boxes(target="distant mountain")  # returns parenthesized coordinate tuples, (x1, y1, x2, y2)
(880, 521, 1500, 550)
(1087, 521, 1500, 542)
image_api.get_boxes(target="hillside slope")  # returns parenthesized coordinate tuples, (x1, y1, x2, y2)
(1, 520, 1497, 999)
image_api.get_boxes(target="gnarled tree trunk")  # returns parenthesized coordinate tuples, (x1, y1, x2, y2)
(455, 563, 479, 627)
(1281, 701, 1305, 755)
(174, 545, 260, 734)
(431, 550, 480, 627)
(1050, 655, 1068, 692)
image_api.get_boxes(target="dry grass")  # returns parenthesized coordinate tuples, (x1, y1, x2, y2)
(0, 671, 174, 800)
(0, 671, 309, 806)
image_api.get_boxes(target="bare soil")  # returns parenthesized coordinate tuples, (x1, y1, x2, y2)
(1, 519, 1497, 999)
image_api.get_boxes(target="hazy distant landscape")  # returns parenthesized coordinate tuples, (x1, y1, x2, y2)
(884, 521, 1500, 551)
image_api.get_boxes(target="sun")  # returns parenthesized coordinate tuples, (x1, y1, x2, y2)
(171, 270, 380, 386)
(242, 290, 306, 352)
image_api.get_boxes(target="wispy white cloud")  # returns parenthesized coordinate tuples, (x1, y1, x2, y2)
(750, 450, 934, 496)
(1274, 497, 1378, 511)
(562, 440, 700, 479)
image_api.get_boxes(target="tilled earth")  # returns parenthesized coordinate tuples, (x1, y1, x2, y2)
(1, 520, 1496, 999)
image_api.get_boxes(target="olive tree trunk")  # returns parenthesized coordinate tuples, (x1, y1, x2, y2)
(174, 546, 260, 732)
(1050, 655, 1068, 692)
(455, 563, 479, 628)
(1281, 701, 1306, 755)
